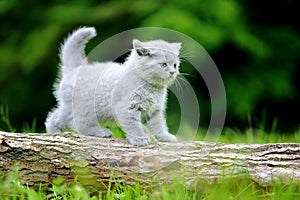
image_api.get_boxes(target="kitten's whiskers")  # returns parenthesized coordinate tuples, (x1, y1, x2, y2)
(174, 77, 183, 98)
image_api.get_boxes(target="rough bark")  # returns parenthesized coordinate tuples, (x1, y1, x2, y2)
(0, 131, 300, 190)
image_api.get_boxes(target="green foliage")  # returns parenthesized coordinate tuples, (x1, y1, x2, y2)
(0, 0, 299, 131)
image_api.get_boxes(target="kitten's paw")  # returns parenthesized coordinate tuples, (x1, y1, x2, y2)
(128, 136, 151, 146)
(98, 128, 113, 138)
(155, 132, 177, 142)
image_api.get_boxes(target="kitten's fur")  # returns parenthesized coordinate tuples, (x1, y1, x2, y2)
(45, 27, 181, 146)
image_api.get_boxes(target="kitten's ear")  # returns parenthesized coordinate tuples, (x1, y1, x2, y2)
(172, 42, 182, 55)
(133, 39, 151, 56)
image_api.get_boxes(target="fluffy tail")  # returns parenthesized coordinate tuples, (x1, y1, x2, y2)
(60, 27, 96, 71)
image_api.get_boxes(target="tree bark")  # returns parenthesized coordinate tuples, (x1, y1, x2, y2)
(0, 131, 300, 190)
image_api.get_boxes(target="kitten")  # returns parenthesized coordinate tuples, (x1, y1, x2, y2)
(45, 27, 181, 146)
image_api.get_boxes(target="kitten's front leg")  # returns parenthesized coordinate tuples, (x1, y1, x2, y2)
(115, 107, 151, 146)
(146, 109, 177, 143)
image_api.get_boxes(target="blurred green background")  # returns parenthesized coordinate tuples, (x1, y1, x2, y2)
(0, 0, 299, 133)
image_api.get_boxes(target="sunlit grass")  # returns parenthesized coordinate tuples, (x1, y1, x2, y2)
(1, 168, 300, 200)
(194, 127, 300, 144)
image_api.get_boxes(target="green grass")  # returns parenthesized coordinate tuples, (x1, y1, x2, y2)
(1, 106, 300, 199)
(0, 105, 37, 133)
(195, 126, 300, 144)
(1, 168, 300, 200)
(0, 105, 16, 132)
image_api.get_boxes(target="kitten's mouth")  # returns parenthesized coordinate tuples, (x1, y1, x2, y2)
(166, 74, 177, 84)
(169, 73, 177, 79)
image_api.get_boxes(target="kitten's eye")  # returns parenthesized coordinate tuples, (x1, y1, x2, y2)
(173, 64, 177, 69)
(160, 63, 168, 68)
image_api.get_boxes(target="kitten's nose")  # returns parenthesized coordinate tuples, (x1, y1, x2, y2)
(169, 70, 175, 75)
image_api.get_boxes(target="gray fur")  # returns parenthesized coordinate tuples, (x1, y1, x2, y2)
(45, 27, 181, 146)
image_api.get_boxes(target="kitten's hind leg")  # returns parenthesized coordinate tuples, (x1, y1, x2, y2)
(45, 108, 64, 133)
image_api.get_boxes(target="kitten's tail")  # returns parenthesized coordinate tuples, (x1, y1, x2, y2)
(60, 27, 96, 71)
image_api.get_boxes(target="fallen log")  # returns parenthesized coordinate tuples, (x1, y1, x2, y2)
(0, 131, 300, 190)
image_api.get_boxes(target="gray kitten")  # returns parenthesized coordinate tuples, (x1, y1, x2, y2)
(45, 27, 181, 146)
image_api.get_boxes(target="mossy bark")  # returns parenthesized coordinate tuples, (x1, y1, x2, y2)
(0, 131, 300, 190)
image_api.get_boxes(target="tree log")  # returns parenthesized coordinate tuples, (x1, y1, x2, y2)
(0, 131, 300, 190)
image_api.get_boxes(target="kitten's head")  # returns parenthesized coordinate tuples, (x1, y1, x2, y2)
(130, 39, 181, 87)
